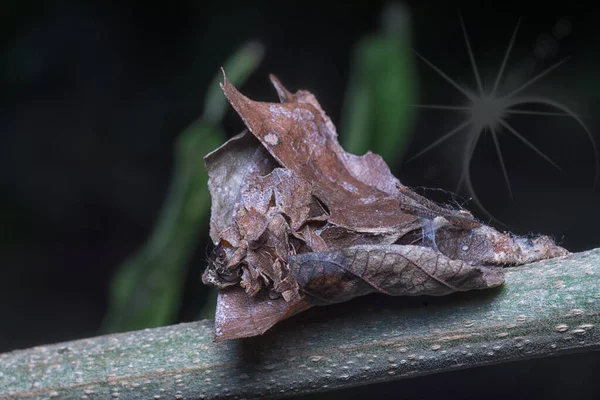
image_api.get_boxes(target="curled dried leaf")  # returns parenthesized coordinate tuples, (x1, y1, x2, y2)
(289, 244, 505, 306)
(203, 71, 569, 341)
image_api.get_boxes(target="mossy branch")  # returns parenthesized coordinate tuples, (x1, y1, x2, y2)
(2, 249, 600, 400)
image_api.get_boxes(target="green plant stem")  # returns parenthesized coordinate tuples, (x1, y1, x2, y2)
(3, 249, 599, 400)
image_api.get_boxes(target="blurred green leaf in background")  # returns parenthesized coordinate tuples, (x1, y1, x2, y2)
(341, 2, 417, 168)
(101, 42, 264, 333)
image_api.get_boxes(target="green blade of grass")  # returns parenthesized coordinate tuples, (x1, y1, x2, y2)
(341, 2, 416, 168)
(101, 42, 264, 333)
(101, 123, 223, 333)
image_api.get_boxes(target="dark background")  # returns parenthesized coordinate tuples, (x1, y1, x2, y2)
(1, 1, 599, 398)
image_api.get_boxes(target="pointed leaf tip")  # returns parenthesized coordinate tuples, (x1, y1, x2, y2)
(219, 67, 228, 90)
(269, 74, 293, 103)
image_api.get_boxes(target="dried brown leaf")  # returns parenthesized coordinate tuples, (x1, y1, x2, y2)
(224, 74, 461, 234)
(214, 286, 312, 342)
(289, 244, 505, 306)
(203, 72, 568, 341)
(204, 130, 278, 245)
(433, 223, 569, 265)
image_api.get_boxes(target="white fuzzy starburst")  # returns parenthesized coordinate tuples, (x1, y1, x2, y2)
(408, 16, 599, 223)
